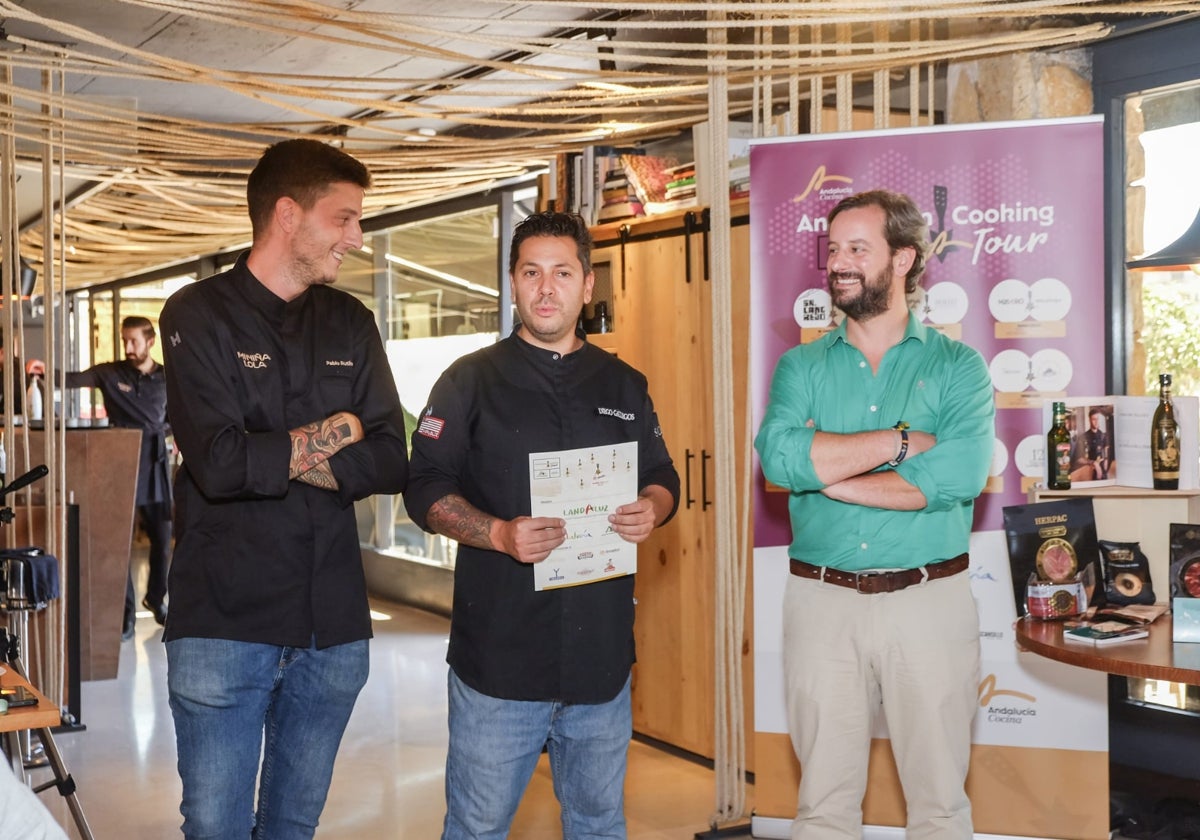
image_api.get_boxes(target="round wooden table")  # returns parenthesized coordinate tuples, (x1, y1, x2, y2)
(1015, 615, 1200, 684)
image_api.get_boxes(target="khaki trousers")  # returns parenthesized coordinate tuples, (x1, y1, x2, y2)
(782, 570, 980, 840)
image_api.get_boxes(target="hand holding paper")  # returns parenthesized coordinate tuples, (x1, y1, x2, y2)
(493, 515, 566, 564)
(609, 488, 673, 543)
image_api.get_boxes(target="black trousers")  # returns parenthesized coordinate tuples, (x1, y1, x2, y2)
(126, 500, 173, 615)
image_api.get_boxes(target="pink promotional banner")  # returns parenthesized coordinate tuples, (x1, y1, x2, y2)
(749, 116, 1106, 545)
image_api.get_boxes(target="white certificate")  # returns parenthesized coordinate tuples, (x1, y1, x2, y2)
(529, 440, 638, 591)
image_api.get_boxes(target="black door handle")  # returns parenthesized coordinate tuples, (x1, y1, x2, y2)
(685, 448, 695, 509)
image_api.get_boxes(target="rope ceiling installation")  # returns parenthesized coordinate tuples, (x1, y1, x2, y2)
(0, 1, 1195, 289)
(0, 0, 1197, 288)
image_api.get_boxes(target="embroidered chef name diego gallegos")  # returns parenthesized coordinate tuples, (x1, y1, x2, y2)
(596, 406, 635, 421)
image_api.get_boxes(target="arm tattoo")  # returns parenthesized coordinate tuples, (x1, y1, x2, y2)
(289, 412, 356, 479)
(295, 460, 338, 491)
(427, 494, 496, 550)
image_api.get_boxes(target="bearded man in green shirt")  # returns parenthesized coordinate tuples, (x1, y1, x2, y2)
(755, 189, 995, 840)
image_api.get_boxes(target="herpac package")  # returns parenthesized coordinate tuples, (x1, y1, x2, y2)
(1003, 497, 1103, 618)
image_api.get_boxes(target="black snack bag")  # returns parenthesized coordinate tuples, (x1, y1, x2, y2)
(1099, 540, 1156, 605)
(1003, 497, 1103, 617)
(1168, 523, 1200, 599)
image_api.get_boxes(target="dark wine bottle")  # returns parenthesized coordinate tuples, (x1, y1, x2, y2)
(1151, 373, 1180, 490)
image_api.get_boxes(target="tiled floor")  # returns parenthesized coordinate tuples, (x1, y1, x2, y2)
(25, 597, 739, 839)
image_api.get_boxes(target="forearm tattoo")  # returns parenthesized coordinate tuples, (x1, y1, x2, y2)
(295, 460, 338, 491)
(427, 494, 496, 550)
(289, 412, 356, 479)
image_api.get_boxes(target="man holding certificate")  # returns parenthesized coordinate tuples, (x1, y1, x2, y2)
(405, 211, 679, 839)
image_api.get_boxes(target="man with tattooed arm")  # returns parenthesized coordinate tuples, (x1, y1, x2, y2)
(158, 138, 408, 840)
(405, 212, 679, 838)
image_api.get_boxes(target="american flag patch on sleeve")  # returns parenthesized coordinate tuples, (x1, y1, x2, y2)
(417, 415, 446, 439)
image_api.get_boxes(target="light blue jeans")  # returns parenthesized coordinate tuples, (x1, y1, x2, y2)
(166, 637, 369, 840)
(442, 669, 632, 840)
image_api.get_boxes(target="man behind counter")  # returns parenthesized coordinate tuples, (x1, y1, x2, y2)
(31, 315, 172, 639)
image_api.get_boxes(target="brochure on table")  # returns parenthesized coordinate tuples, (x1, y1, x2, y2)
(1038, 395, 1199, 489)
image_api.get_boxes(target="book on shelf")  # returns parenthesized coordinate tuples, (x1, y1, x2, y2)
(692, 120, 756, 204)
(1062, 620, 1151, 645)
(1039, 395, 1199, 490)
(596, 198, 644, 222)
(620, 154, 675, 204)
(595, 163, 644, 222)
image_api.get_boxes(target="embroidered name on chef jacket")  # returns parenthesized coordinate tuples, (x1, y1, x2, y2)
(237, 351, 272, 370)
(596, 406, 635, 421)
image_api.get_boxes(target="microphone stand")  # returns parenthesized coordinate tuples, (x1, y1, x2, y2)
(0, 466, 95, 839)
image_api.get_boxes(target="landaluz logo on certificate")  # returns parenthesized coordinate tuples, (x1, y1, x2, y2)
(529, 440, 637, 591)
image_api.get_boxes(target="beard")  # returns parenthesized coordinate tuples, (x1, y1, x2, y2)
(828, 265, 894, 322)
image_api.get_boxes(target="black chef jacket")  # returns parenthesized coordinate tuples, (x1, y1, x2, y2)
(404, 330, 680, 704)
(65, 362, 171, 506)
(159, 253, 408, 649)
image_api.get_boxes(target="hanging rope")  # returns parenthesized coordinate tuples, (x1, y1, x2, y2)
(0, 1, 1181, 286)
(705, 8, 749, 832)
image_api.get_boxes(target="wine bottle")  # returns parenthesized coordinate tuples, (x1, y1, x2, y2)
(1047, 400, 1072, 490)
(1151, 372, 1180, 490)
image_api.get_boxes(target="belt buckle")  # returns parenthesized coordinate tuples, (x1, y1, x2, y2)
(855, 571, 886, 594)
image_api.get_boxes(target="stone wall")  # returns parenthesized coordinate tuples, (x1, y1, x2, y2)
(948, 46, 1093, 121)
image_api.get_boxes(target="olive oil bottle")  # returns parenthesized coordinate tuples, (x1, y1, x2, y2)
(1047, 401, 1072, 490)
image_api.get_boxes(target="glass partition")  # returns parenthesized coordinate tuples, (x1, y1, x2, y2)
(371, 191, 539, 566)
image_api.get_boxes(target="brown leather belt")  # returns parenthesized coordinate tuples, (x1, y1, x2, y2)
(788, 553, 969, 594)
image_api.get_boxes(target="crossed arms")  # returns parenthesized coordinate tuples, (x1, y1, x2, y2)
(288, 411, 364, 490)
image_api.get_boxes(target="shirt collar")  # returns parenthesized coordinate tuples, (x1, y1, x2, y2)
(233, 251, 303, 325)
(829, 310, 927, 347)
(508, 324, 589, 361)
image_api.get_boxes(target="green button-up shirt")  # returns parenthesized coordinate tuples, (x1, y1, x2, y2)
(755, 313, 995, 571)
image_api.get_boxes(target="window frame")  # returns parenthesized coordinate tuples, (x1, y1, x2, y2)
(1094, 14, 1200, 394)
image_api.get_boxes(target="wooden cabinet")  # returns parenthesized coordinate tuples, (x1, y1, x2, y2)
(591, 206, 750, 760)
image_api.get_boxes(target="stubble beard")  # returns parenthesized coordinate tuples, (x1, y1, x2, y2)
(521, 297, 578, 346)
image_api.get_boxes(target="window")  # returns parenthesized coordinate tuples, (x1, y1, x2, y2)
(1124, 82, 1200, 397)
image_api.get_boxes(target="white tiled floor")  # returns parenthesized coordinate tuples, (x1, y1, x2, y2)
(26, 598, 736, 839)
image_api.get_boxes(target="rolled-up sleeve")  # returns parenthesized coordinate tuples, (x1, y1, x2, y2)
(894, 345, 995, 511)
(403, 367, 469, 533)
(754, 349, 822, 493)
(636, 388, 680, 525)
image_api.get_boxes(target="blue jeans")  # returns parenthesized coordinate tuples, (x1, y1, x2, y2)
(442, 669, 632, 840)
(166, 637, 369, 840)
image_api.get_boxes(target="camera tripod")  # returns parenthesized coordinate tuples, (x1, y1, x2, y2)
(1, 466, 94, 839)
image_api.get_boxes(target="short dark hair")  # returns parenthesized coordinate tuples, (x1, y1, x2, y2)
(121, 315, 155, 340)
(246, 139, 372, 239)
(828, 189, 929, 293)
(509, 212, 593, 275)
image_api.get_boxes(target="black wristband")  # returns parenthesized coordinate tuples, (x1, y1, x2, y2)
(892, 427, 907, 465)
